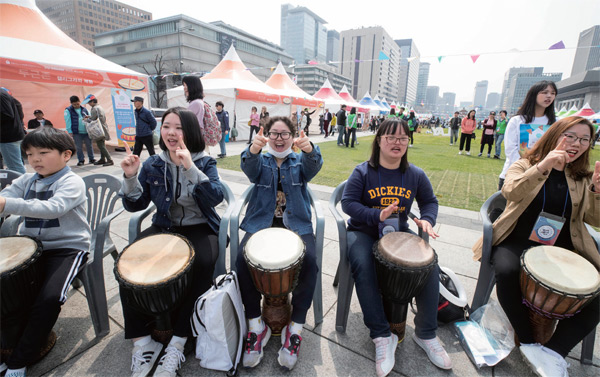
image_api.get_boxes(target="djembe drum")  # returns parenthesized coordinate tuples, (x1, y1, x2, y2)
(0, 236, 56, 360)
(520, 245, 600, 344)
(244, 228, 305, 335)
(374, 232, 438, 342)
(115, 233, 195, 342)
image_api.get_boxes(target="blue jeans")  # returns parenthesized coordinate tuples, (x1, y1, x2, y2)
(219, 131, 227, 155)
(337, 125, 345, 144)
(347, 230, 440, 339)
(450, 128, 459, 144)
(0, 141, 26, 174)
(494, 133, 504, 157)
(236, 231, 318, 324)
(72, 133, 94, 163)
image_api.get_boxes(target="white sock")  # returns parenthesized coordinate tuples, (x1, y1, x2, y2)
(133, 335, 152, 347)
(169, 335, 187, 347)
(248, 317, 265, 333)
(289, 321, 303, 335)
(6, 367, 26, 375)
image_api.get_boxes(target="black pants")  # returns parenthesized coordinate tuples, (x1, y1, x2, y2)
(345, 128, 357, 147)
(459, 133, 472, 151)
(133, 135, 155, 157)
(2, 248, 88, 369)
(492, 241, 600, 357)
(120, 223, 218, 339)
(480, 142, 492, 155)
(409, 130, 414, 145)
(248, 125, 259, 142)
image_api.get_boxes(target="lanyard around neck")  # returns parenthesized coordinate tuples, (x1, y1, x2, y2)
(542, 181, 569, 218)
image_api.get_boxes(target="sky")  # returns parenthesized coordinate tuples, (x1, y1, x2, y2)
(122, 0, 599, 105)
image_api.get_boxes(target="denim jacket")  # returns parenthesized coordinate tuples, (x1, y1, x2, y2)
(240, 144, 323, 235)
(121, 154, 223, 234)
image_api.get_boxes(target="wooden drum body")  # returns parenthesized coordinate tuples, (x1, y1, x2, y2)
(115, 234, 195, 318)
(244, 228, 305, 335)
(374, 232, 437, 342)
(520, 245, 600, 344)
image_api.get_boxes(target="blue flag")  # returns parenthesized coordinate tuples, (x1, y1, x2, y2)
(378, 51, 389, 60)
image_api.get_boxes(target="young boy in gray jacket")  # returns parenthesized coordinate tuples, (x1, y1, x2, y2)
(0, 127, 91, 377)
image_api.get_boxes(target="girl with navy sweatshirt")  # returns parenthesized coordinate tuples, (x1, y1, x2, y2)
(341, 119, 451, 377)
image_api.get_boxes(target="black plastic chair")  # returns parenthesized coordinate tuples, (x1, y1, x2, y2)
(0, 173, 124, 338)
(471, 191, 599, 365)
(0, 169, 22, 190)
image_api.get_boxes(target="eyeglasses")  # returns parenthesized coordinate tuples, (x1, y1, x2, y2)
(384, 136, 410, 144)
(268, 131, 292, 140)
(490, 113, 496, 116)
(562, 133, 590, 146)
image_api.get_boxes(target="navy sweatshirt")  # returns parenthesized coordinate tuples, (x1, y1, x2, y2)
(341, 161, 438, 239)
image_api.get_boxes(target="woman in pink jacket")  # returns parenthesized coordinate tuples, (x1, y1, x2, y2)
(459, 110, 477, 155)
(247, 106, 260, 144)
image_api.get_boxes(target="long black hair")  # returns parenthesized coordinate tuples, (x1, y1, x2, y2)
(182, 76, 204, 102)
(517, 80, 557, 124)
(159, 107, 205, 153)
(369, 119, 410, 172)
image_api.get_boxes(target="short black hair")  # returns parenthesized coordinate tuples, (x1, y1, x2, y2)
(158, 107, 205, 153)
(264, 116, 296, 136)
(182, 75, 204, 102)
(500, 110, 507, 116)
(21, 127, 76, 156)
(70, 95, 80, 103)
(369, 119, 410, 172)
(454, 111, 459, 115)
(341, 104, 347, 109)
(89, 99, 98, 104)
(216, 101, 224, 108)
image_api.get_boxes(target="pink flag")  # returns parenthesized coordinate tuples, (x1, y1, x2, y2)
(471, 55, 480, 63)
(308, 60, 318, 65)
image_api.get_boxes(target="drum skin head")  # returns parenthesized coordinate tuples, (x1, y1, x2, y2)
(0, 237, 39, 273)
(377, 232, 435, 267)
(245, 228, 304, 269)
(523, 246, 600, 295)
(118, 234, 192, 285)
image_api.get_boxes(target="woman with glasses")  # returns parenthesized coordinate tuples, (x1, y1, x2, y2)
(236, 116, 323, 371)
(479, 112, 497, 157)
(341, 119, 451, 377)
(473, 116, 600, 377)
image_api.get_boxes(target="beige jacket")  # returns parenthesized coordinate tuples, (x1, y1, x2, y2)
(472, 159, 600, 269)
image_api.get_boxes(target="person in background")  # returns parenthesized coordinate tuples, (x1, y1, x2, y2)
(479, 112, 497, 158)
(302, 108, 315, 135)
(397, 107, 406, 120)
(498, 81, 557, 190)
(592, 120, 599, 149)
(406, 111, 417, 147)
(0, 89, 26, 173)
(493, 110, 508, 159)
(248, 106, 260, 144)
(323, 108, 332, 138)
(83, 94, 113, 166)
(27, 110, 53, 130)
(215, 101, 229, 158)
(330, 112, 337, 137)
(318, 114, 324, 135)
(458, 110, 476, 156)
(387, 108, 397, 119)
(449, 111, 460, 146)
(336, 105, 347, 146)
(346, 107, 358, 148)
(131, 96, 157, 158)
(64, 95, 95, 166)
(259, 106, 270, 129)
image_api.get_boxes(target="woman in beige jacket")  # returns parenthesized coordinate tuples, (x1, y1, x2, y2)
(472, 116, 600, 377)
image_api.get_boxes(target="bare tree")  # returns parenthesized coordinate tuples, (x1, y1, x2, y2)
(139, 51, 172, 108)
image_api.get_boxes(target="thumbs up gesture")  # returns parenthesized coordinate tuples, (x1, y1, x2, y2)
(250, 126, 269, 155)
(294, 130, 312, 153)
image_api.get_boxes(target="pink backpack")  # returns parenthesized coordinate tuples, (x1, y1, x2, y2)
(202, 102, 222, 146)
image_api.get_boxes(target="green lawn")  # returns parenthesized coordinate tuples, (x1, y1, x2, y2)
(217, 130, 600, 212)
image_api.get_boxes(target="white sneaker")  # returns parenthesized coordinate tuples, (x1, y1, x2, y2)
(131, 339, 163, 377)
(243, 325, 271, 368)
(458, 151, 462, 155)
(466, 151, 471, 156)
(412, 334, 452, 370)
(373, 333, 398, 377)
(154, 342, 185, 377)
(277, 324, 302, 370)
(520, 343, 569, 377)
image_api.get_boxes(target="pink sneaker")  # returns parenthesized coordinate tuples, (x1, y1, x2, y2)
(242, 325, 271, 368)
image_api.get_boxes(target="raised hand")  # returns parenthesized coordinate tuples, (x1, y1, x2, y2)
(121, 141, 141, 178)
(537, 136, 570, 174)
(412, 217, 440, 239)
(175, 135, 193, 169)
(294, 130, 312, 153)
(250, 126, 269, 155)
(593, 161, 600, 193)
(379, 199, 399, 222)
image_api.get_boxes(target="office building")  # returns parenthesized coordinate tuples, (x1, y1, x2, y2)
(571, 25, 600, 76)
(95, 15, 293, 107)
(415, 62, 430, 106)
(500, 67, 542, 109)
(37, 0, 151, 51)
(556, 68, 600, 111)
(280, 4, 327, 64)
(395, 39, 420, 107)
(425, 86, 439, 111)
(327, 30, 340, 67)
(485, 92, 500, 111)
(339, 27, 400, 100)
(505, 71, 562, 115)
(294, 64, 352, 94)
(473, 80, 488, 109)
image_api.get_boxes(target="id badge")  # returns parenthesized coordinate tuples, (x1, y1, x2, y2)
(528, 211, 566, 245)
(378, 215, 399, 239)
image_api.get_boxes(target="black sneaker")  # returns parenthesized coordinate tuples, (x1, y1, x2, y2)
(103, 160, 114, 166)
(77, 161, 85, 166)
(88, 159, 96, 164)
(93, 159, 106, 165)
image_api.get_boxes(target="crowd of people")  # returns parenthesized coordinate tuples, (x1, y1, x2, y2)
(1, 77, 599, 377)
